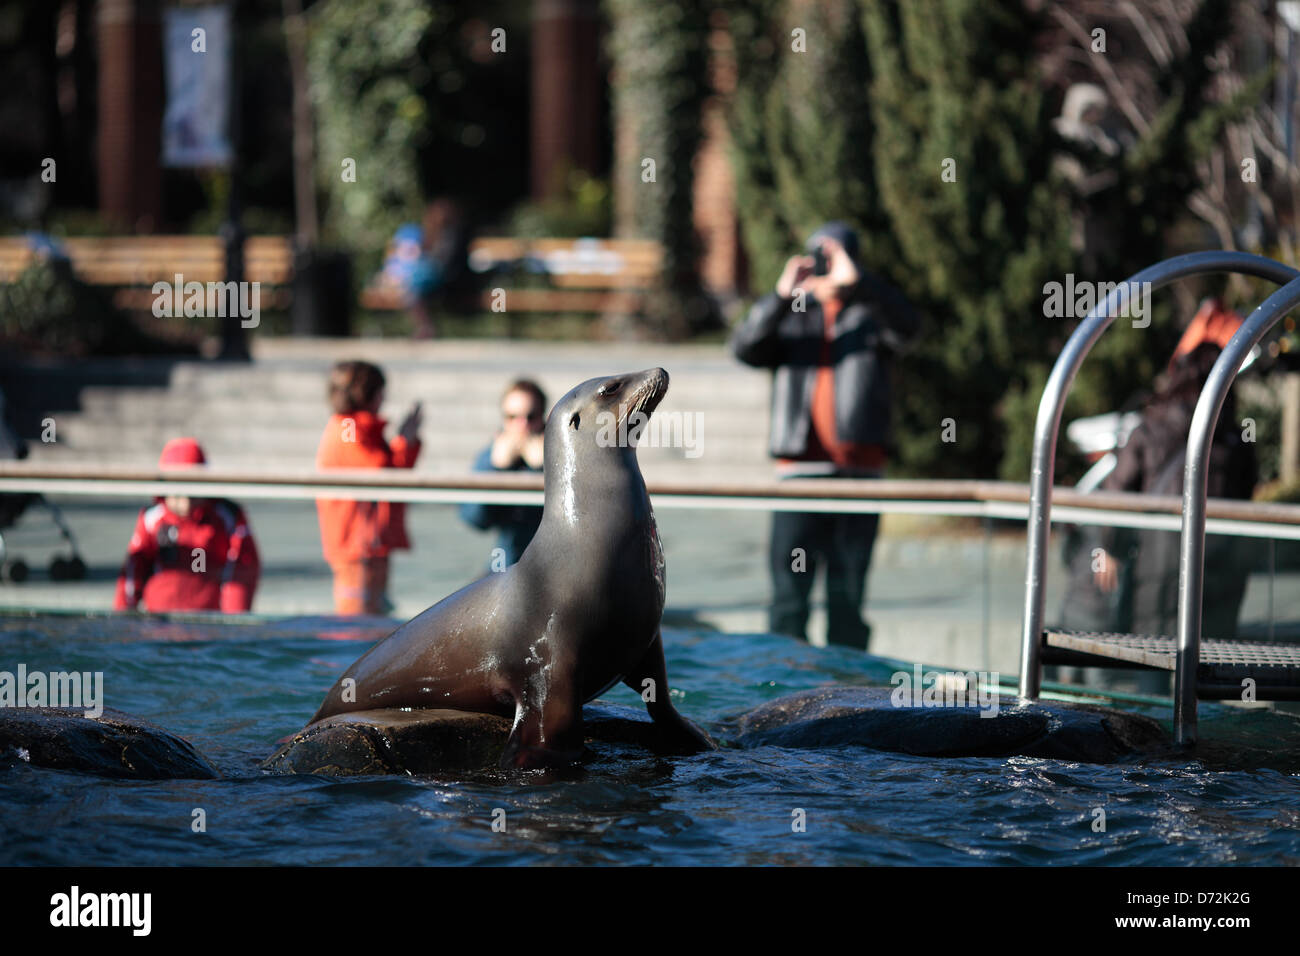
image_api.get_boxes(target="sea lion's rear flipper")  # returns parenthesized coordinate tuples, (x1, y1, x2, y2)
(500, 691, 585, 770)
(624, 631, 716, 755)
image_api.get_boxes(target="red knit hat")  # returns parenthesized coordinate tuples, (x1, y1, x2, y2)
(158, 437, 207, 469)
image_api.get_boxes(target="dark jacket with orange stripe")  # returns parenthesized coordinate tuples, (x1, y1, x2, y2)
(113, 498, 260, 612)
(315, 411, 421, 564)
(729, 273, 919, 461)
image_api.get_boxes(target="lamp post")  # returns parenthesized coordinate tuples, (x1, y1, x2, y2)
(217, 0, 248, 361)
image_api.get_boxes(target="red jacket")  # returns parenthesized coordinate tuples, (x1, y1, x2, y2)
(113, 499, 260, 613)
(315, 411, 420, 563)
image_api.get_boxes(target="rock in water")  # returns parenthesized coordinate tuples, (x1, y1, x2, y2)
(730, 686, 1169, 763)
(0, 707, 218, 779)
(262, 703, 673, 776)
(263, 709, 511, 775)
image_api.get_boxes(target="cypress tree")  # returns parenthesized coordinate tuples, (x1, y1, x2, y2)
(861, 0, 1074, 479)
(725, 0, 897, 290)
(606, 0, 717, 338)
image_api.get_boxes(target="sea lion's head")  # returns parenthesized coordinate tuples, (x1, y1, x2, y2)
(547, 367, 668, 452)
(543, 368, 669, 517)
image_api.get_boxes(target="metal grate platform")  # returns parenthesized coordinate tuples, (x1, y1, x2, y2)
(1042, 629, 1300, 700)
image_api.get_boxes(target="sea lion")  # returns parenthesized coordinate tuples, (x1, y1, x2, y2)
(309, 367, 715, 768)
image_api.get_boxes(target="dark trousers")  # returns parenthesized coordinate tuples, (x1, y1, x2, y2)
(769, 508, 879, 650)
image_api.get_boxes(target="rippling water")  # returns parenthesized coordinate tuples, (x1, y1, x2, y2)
(1, 611, 1298, 865)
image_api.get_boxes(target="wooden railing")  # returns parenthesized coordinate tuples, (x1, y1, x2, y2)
(2, 464, 1298, 537)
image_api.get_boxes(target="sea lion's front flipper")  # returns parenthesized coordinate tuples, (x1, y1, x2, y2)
(500, 690, 585, 770)
(624, 631, 716, 755)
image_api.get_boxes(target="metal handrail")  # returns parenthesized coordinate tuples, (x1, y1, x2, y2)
(1019, 251, 1300, 701)
(7, 466, 1300, 533)
(1175, 275, 1300, 744)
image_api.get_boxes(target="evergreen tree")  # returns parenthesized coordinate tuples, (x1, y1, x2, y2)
(309, 0, 439, 262)
(861, 0, 1074, 479)
(308, 0, 531, 278)
(724, 0, 1245, 480)
(606, 0, 717, 338)
(725, 0, 897, 290)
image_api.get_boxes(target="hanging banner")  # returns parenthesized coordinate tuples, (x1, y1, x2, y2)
(161, 5, 233, 168)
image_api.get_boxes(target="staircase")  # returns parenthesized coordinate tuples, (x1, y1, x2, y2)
(6, 339, 774, 484)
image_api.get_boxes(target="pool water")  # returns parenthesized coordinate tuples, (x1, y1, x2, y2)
(1, 611, 1298, 866)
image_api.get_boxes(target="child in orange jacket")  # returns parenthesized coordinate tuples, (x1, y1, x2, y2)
(316, 360, 422, 615)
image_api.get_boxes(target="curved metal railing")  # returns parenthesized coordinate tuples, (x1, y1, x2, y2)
(1175, 276, 1300, 743)
(1019, 251, 1300, 706)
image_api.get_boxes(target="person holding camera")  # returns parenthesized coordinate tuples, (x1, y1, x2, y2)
(459, 379, 547, 570)
(316, 360, 423, 615)
(730, 222, 919, 649)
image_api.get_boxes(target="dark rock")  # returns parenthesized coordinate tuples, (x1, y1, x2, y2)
(263, 709, 511, 775)
(262, 703, 674, 775)
(1023, 700, 1171, 762)
(0, 707, 218, 779)
(729, 686, 1170, 763)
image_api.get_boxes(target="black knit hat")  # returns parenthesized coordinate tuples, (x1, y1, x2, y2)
(806, 221, 860, 261)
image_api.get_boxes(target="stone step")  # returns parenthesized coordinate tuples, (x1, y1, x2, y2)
(69, 380, 772, 410)
(8, 341, 792, 479)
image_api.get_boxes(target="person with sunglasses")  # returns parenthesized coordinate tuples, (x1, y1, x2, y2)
(460, 379, 547, 570)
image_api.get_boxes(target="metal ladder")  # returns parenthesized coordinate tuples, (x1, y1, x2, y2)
(1019, 250, 1300, 745)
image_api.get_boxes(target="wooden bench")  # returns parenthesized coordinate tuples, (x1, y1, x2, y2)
(1, 234, 665, 316)
(359, 236, 663, 314)
(0, 235, 295, 310)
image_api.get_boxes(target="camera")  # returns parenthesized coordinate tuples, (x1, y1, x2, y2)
(810, 247, 829, 276)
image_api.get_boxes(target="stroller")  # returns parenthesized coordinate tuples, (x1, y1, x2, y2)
(0, 386, 86, 583)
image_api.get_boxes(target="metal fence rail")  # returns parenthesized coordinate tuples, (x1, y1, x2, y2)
(4, 465, 1300, 535)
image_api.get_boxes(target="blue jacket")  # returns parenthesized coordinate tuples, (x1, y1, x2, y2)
(459, 444, 543, 567)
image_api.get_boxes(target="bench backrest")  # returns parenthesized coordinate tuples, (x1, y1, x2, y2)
(467, 237, 662, 288)
(0, 235, 294, 285)
(1, 235, 662, 288)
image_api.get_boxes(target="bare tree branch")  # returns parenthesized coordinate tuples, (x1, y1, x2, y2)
(1120, 0, 1173, 66)
(1049, 5, 1152, 135)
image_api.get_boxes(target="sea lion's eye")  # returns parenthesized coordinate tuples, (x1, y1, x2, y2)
(599, 381, 623, 396)
(569, 412, 580, 429)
